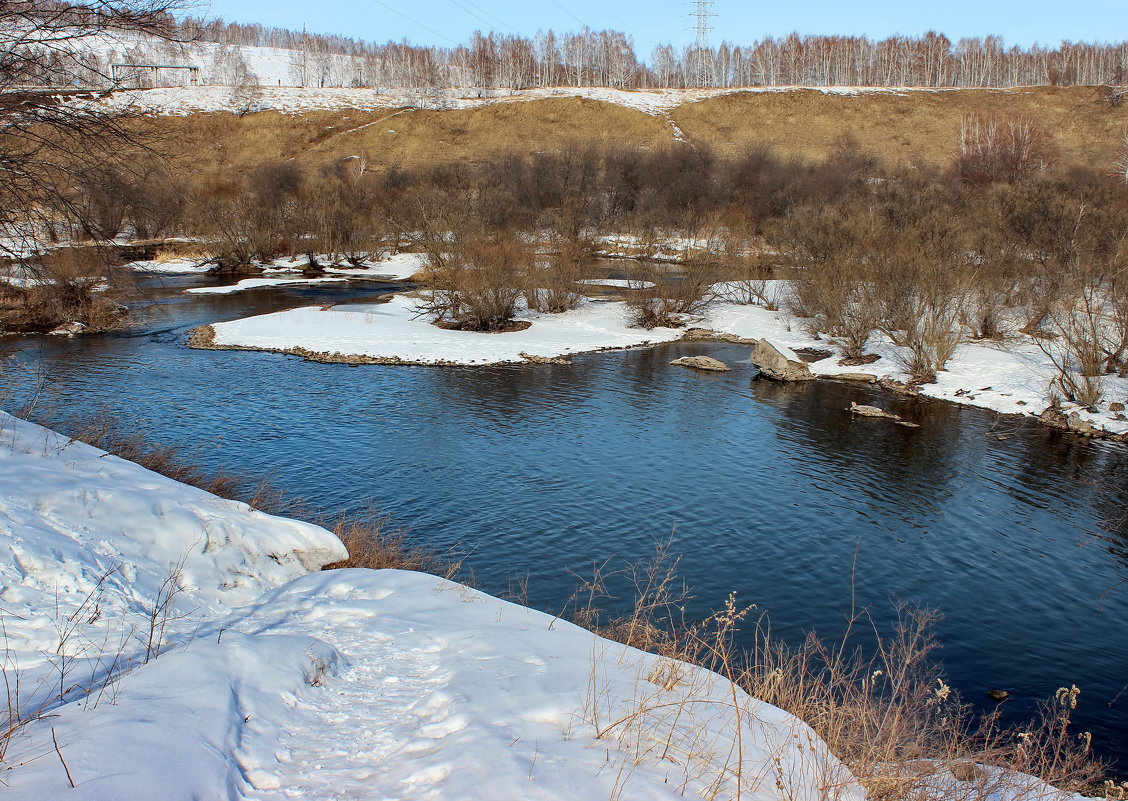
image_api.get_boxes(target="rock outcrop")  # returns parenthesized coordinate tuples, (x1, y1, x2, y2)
(750, 339, 813, 382)
(669, 355, 731, 372)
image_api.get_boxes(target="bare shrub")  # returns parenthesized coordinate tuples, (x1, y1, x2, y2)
(301, 157, 390, 267)
(194, 161, 305, 270)
(622, 233, 719, 329)
(415, 231, 530, 331)
(957, 114, 1057, 185)
(525, 231, 591, 313)
(71, 166, 131, 241)
(14, 249, 132, 332)
(1041, 286, 1110, 408)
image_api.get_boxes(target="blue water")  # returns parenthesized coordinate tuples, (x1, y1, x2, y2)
(4, 274, 1127, 768)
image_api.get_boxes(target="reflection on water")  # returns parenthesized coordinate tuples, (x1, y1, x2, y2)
(3, 275, 1128, 769)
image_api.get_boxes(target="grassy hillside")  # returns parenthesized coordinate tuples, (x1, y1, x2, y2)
(152, 86, 1127, 175)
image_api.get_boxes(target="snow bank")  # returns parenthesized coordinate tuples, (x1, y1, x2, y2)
(0, 411, 346, 713)
(576, 277, 655, 289)
(8, 568, 862, 801)
(204, 294, 683, 365)
(699, 287, 1128, 435)
(0, 410, 859, 801)
(171, 253, 428, 292)
(186, 276, 349, 294)
(124, 257, 213, 274)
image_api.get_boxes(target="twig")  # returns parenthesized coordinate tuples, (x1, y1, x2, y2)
(51, 727, 75, 788)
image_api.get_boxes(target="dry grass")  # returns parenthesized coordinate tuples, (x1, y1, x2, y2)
(672, 86, 1125, 171)
(320, 510, 461, 578)
(126, 87, 1127, 183)
(153, 246, 213, 263)
(566, 544, 1108, 801)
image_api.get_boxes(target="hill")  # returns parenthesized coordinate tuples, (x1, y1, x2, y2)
(116, 85, 1128, 175)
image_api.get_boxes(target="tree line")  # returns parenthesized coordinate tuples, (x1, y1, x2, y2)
(37, 12, 1128, 90)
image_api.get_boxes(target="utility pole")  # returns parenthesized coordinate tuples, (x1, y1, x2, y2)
(691, 0, 715, 87)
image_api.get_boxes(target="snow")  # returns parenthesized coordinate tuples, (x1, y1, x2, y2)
(206, 294, 683, 364)
(5, 564, 863, 801)
(186, 276, 349, 294)
(201, 280, 1128, 434)
(124, 257, 213, 274)
(577, 278, 656, 289)
(699, 287, 1128, 435)
(80, 83, 955, 117)
(171, 253, 428, 292)
(0, 411, 346, 725)
(0, 409, 864, 801)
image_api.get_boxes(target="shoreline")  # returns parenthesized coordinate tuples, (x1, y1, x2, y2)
(187, 317, 1128, 444)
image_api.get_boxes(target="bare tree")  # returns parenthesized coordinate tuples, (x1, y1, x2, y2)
(0, 1, 187, 260)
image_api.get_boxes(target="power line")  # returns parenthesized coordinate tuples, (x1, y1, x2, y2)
(369, 0, 459, 44)
(446, 0, 515, 33)
(458, 0, 518, 33)
(547, 0, 590, 29)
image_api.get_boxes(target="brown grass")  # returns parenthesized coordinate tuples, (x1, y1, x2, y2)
(672, 86, 1126, 170)
(320, 510, 460, 578)
(130, 87, 1127, 183)
(566, 544, 1108, 801)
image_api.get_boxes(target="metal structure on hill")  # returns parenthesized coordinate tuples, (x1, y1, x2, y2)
(691, 0, 715, 87)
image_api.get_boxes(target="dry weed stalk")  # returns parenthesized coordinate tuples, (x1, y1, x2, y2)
(568, 546, 1105, 801)
(321, 509, 461, 578)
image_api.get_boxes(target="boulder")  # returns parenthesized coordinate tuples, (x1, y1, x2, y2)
(849, 402, 900, 420)
(669, 355, 731, 372)
(818, 372, 878, 383)
(750, 339, 813, 382)
(519, 351, 572, 365)
(48, 321, 86, 336)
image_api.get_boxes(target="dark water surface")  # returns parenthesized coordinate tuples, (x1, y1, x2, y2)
(4, 275, 1128, 768)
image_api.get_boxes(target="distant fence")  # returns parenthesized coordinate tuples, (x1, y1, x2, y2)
(111, 64, 202, 88)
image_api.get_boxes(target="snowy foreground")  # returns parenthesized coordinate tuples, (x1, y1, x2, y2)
(0, 410, 865, 800)
(200, 285, 1128, 436)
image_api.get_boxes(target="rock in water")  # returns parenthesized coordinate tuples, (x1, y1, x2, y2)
(519, 351, 572, 365)
(669, 355, 731, 372)
(750, 339, 813, 382)
(849, 402, 901, 420)
(48, 321, 86, 336)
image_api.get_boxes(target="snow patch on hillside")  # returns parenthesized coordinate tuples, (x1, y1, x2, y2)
(86, 83, 949, 117)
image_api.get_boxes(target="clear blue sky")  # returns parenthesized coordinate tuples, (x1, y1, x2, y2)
(197, 0, 1128, 51)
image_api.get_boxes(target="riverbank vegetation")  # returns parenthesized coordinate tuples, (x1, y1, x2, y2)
(22, 110, 1127, 407)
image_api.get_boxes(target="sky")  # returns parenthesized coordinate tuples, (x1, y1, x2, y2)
(198, 0, 1128, 52)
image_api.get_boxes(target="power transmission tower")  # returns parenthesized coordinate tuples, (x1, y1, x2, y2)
(690, 0, 715, 87)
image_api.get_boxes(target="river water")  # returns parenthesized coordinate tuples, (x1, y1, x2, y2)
(4, 274, 1127, 768)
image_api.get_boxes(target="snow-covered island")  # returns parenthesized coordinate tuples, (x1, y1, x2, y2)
(189, 284, 1128, 440)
